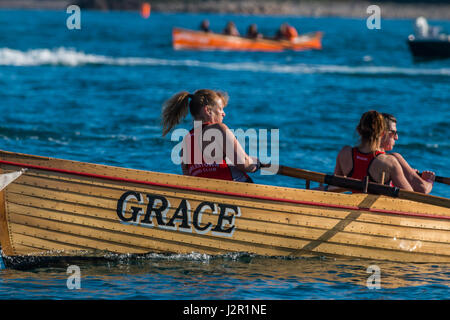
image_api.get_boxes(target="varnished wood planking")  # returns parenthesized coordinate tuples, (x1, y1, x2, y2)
(9, 166, 450, 224)
(1, 150, 449, 262)
(7, 194, 450, 258)
(303, 241, 450, 263)
(13, 233, 89, 255)
(6, 183, 450, 245)
(0, 168, 14, 256)
(4, 178, 450, 255)
(8, 206, 313, 253)
(9, 173, 450, 234)
(9, 223, 150, 254)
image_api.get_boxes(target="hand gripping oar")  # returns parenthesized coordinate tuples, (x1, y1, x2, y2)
(274, 165, 450, 209)
(419, 173, 450, 186)
(416, 171, 450, 186)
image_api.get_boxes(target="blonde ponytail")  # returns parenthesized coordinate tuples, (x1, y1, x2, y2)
(356, 110, 386, 151)
(161, 91, 190, 137)
(161, 89, 229, 137)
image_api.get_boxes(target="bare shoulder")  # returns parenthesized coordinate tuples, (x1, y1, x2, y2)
(390, 152, 404, 161)
(376, 153, 400, 168)
(334, 145, 353, 175)
(208, 122, 229, 133)
(337, 145, 352, 158)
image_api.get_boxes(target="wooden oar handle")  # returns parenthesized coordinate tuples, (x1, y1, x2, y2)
(277, 165, 450, 208)
(277, 165, 399, 196)
(323, 174, 400, 197)
(417, 171, 450, 186)
(434, 176, 450, 185)
(277, 165, 326, 183)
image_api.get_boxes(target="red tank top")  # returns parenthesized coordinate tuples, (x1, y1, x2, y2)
(184, 123, 249, 182)
(348, 147, 385, 183)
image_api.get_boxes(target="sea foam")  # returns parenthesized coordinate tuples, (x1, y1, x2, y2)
(1, 47, 450, 77)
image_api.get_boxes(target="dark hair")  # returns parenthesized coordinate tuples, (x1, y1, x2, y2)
(357, 110, 386, 150)
(161, 89, 228, 136)
(382, 113, 397, 128)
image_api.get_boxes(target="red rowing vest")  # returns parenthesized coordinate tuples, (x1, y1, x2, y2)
(348, 147, 385, 183)
(183, 123, 251, 182)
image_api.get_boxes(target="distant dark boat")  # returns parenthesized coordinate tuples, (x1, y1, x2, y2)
(407, 35, 450, 59)
(407, 17, 450, 60)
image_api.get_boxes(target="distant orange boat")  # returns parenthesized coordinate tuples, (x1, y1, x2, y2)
(172, 28, 323, 52)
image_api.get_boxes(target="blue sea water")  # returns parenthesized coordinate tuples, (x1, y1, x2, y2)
(0, 9, 449, 300)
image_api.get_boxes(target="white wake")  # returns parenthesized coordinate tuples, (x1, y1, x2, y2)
(1, 47, 449, 77)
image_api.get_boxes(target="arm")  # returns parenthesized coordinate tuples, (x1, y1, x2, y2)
(388, 156, 414, 192)
(180, 147, 189, 175)
(391, 153, 434, 194)
(219, 123, 260, 173)
(334, 152, 344, 176)
(181, 164, 189, 175)
(316, 146, 350, 192)
(334, 146, 352, 176)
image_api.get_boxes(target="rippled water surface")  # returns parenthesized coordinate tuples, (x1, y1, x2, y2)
(0, 10, 449, 299)
(1, 253, 450, 300)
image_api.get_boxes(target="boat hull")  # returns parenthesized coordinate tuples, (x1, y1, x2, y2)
(407, 38, 450, 59)
(1, 150, 450, 263)
(172, 28, 322, 52)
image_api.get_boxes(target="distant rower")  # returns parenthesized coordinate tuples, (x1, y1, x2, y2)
(275, 23, 298, 41)
(200, 19, 211, 33)
(246, 24, 263, 39)
(223, 21, 240, 36)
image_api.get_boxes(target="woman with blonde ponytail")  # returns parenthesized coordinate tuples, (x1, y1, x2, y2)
(161, 91, 191, 137)
(161, 89, 265, 183)
(333, 110, 414, 191)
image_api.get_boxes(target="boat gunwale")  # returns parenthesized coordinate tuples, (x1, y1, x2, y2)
(1, 159, 449, 221)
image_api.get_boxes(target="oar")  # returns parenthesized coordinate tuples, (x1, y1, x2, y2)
(273, 165, 450, 209)
(435, 176, 450, 185)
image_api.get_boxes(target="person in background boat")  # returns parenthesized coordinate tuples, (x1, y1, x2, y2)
(162, 89, 266, 183)
(380, 113, 435, 194)
(223, 21, 240, 37)
(246, 24, 263, 39)
(275, 23, 298, 41)
(414, 17, 429, 38)
(333, 110, 415, 191)
(414, 17, 442, 38)
(200, 20, 211, 33)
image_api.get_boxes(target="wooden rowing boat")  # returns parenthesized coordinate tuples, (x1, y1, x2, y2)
(1, 150, 449, 265)
(172, 28, 323, 52)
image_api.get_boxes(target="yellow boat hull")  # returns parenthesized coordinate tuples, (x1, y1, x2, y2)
(1, 150, 449, 263)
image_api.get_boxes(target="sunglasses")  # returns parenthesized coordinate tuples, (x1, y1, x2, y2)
(388, 130, 398, 136)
